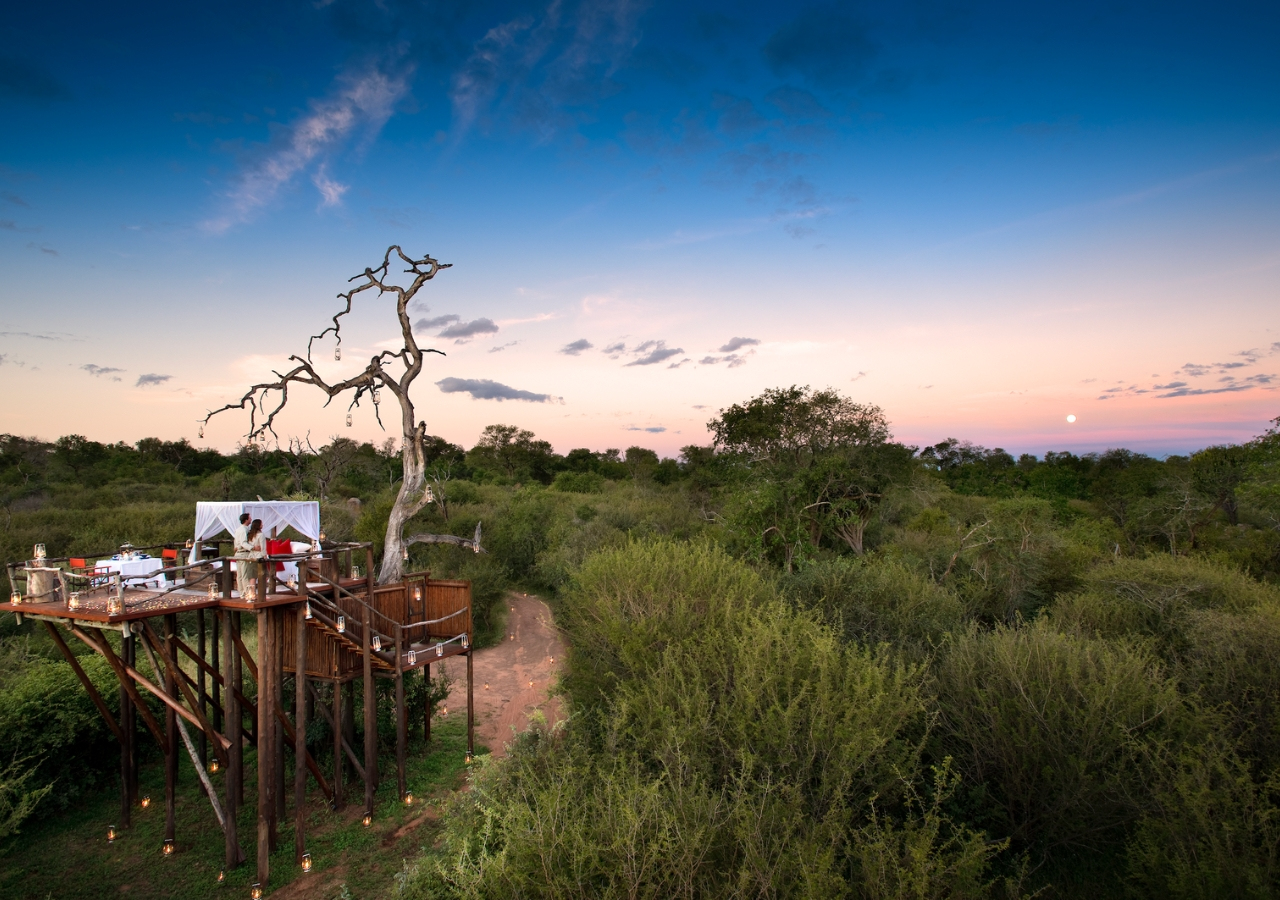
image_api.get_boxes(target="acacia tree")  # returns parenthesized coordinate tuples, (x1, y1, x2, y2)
(202, 246, 480, 584)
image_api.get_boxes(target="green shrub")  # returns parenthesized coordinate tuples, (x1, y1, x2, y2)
(550, 471, 604, 494)
(780, 556, 965, 654)
(1127, 735, 1280, 899)
(935, 620, 1178, 856)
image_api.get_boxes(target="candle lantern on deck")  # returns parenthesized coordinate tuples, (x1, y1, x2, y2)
(33, 543, 46, 562)
(207, 582, 218, 600)
(9, 590, 20, 606)
(336, 615, 345, 634)
(435, 642, 443, 658)
(68, 591, 81, 611)
(407, 650, 416, 666)
(461, 634, 469, 650)
(107, 592, 123, 616)
(372, 635, 381, 652)
(305, 602, 313, 620)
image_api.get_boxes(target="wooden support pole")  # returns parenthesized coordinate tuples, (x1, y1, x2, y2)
(274, 606, 286, 833)
(221, 609, 242, 870)
(395, 625, 406, 801)
(68, 625, 165, 751)
(344, 681, 356, 784)
(212, 608, 222, 737)
(423, 663, 431, 743)
(138, 622, 231, 765)
(363, 604, 375, 816)
(125, 632, 138, 816)
(233, 612, 245, 807)
(467, 648, 475, 759)
(295, 603, 307, 863)
(332, 680, 344, 810)
(164, 614, 178, 849)
(197, 609, 207, 778)
(256, 608, 271, 886)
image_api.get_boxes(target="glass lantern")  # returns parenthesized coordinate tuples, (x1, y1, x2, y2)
(336, 616, 345, 634)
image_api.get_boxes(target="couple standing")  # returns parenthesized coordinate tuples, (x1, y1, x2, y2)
(233, 513, 266, 597)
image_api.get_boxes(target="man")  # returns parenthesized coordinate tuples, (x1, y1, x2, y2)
(232, 512, 253, 597)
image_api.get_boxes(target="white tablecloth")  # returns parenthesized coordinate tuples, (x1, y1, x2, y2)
(98, 557, 165, 586)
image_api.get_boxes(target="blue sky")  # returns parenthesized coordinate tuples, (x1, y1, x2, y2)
(2, 0, 1278, 457)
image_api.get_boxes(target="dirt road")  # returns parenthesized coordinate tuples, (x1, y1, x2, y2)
(437, 591, 566, 760)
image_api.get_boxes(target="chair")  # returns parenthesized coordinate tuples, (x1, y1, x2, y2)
(161, 548, 178, 582)
(68, 558, 110, 590)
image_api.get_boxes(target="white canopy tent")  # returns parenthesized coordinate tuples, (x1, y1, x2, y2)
(192, 501, 321, 586)
(193, 500, 321, 548)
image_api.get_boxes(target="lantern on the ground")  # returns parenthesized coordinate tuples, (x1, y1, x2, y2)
(107, 825, 117, 843)
(404, 791, 413, 806)
(301, 852, 312, 873)
(141, 796, 151, 808)
(251, 883, 263, 899)
(217, 870, 225, 884)
(361, 813, 371, 827)
(209, 759, 220, 774)
(465, 751, 474, 765)
(163, 839, 174, 856)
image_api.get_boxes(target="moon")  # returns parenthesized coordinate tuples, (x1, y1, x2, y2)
(1066, 414, 1076, 423)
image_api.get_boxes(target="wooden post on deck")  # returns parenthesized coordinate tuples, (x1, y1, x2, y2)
(294, 602, 307, 863)
(221, 608, 241, 870)
(363, 604, 376, 816)
(164, 615, 178, 850)
(395, 624, 406, 801)
(256, 606, 271, 886)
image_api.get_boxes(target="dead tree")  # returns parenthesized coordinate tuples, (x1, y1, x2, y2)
(202, 246, 482, 584)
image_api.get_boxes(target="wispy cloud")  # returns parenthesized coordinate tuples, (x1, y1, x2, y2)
(436, 376, 558, 402)
(559, 338, 594, 355)
(136, 373, 172, 387)
(718, 336, 759, 352)
(626, 425, 666, 433)
(625, 340, 684, 366)
(83, 363, 125, 382)
(204, 61, 410, 232)
(488, 341, 519, 353)
(414, 314, 461, 332)
(438, 318, 499, 342)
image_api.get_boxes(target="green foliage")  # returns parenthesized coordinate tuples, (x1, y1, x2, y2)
(550, 471, 604, 494)
(935, 620, 1179, 855)
(412, 540, 1010, 899)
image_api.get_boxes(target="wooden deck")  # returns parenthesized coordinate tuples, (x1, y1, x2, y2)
(3, 543, 473, 892)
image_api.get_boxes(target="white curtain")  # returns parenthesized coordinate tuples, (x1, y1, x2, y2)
(193, 500, 322, 549)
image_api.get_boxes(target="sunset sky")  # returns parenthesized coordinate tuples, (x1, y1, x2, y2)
(1, 0, 1277, 458)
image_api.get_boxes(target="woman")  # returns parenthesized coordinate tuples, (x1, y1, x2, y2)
(235, 518, 267, 598)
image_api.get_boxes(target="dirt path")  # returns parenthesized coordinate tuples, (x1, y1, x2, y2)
(437, 591, 565, 760)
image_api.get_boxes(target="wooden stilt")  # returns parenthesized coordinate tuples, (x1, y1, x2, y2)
(295, 602, 307, 863)
(274, 606, 286, 833)
(197, 609, 208, 777)
(395, 625, 406, 801)
(222, 609, 242, 869)
(332, 681, 344, 810)
(363, 605, 375, 816)
(125, 632, 137, 816)
(424, 663, 431, 743)
(343, 681, 356, 783)
(233, 612, 244, 807)
(467, 648, 474, 759)
(211, 610, 222, 737)
(164, 615, 178, 850)
(256, 607, 271, 886)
